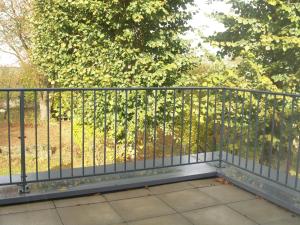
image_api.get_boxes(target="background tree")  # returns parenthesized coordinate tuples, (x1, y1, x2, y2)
(0, 0, 48, 119)
(205, 0, 300, 167)
(208, 0, 300, 93)
(0, 0, 30, 63)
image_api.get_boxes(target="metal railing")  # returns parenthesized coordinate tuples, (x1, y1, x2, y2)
(0, 87, 299, 193)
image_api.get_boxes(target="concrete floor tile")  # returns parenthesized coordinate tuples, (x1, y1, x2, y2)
(104, 188, 151, 201)
(228, 199, 295, 224)
(128, 213, 192, 225)
(110, 196, 175, 221)
(188, 178, 221, 188)
(57, 202, 123, 225)
(200, 184, 254, 203)
(262, 216, 300, 225)
(183, 205, 257, 225)
(0, 201, 54, 215)
(54, 194, 105, 207)
(148, 182, 193, 194)
(158, 189, 219, 212)
(0, 209, 62, 225)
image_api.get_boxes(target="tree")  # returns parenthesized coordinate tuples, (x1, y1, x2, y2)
(208, 0, 300, 93)
(32, 0, 197, 88)
(32, 0, 198, 159)
(0, 0, 30, 63)
(0, 0, 49, 120)
(206, 0, 300, 168)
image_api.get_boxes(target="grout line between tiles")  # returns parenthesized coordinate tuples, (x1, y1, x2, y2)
(54, 206, 65, 225)
(226, 203, 261, 225)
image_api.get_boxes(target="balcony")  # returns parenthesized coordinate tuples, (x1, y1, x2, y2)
(0, 87, 299, 222)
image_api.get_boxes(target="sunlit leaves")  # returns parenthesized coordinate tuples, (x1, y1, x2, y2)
(32, 0, 197, 88)
(208, 0, 300, 93)
(31, 0, 198, 148)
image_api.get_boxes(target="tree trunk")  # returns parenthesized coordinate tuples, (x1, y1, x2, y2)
(39, 91, 48, 121)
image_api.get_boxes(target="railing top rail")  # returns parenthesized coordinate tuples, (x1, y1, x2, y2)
(0, 86, 299, 97)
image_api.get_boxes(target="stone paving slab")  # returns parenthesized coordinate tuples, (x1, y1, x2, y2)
(262, 217, 300, 225)
(128, 213, 192, 225)
(0, 201, 54, 215)
(228, 198, 297, 224)
(221, 163, 300, 215)
(110, 196, 175, 222)
(157, 189, 219, 212)
(57, 202, 123, 225)
(148, 181, 193, 194)
(200, 184, 255, 203)
(182, 205, 257, 225)
(0, 209, 63, 225)
(104, 188, 151, 201)
(54, 194, 105, 208)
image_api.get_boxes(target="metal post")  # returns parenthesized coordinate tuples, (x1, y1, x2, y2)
(219, 89, 226, 168)
(19, 91, 29, 193)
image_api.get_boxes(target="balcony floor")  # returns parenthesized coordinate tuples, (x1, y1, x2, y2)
(0, 178, 299, 225)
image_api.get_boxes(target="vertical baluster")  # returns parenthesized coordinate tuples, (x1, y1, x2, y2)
(71, 91, 74, 176)
(93, 90, 96, 174)
(34, 91, 38, 180)
(196, 90, 201, 163)
(238, 91, 246, 166)
(219, 89, 226, 166)
(268, 95, 277, 178)
(286, 97, 294, 185)
(212, 90, 217, 161)
(188, 90, 193, 163)
(114, 90, 118, 172)
(82, 91, 85, 176)
(260, 94, 269, 175)
(59, 91, 62, 178)
(232, 91, 239, 164)
(124, 90, 128, 171)
(180, 90, 185, 164)
(143, 91, 148, 168)
(134, 90, 138, 170)
(153, 90, 157, 168)
(103, 91, 107, 173)
(225, 90, 232, 162)
(245, 93, 253, 169)
(19, 91, 28, 192)
(253, 94, 261, 173)
(277, 96, 286, 181)
(162, 89, 167, 166)
(7, 91, 12, 183)
(204, 89, 210, 162)
(171, 90, 176, 165)
(47, 91, 50, 179)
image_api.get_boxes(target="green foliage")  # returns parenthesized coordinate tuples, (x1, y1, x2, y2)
(187, 54, 299, 168)
(32, 0, 197, 88)
(208, 0, 300, 93)
(188, 53, 278, 91)
(0, 67, 22, 88)
(31, 0, 199, 150)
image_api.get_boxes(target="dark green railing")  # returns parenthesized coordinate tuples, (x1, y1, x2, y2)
(0, 87, 299, 193)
